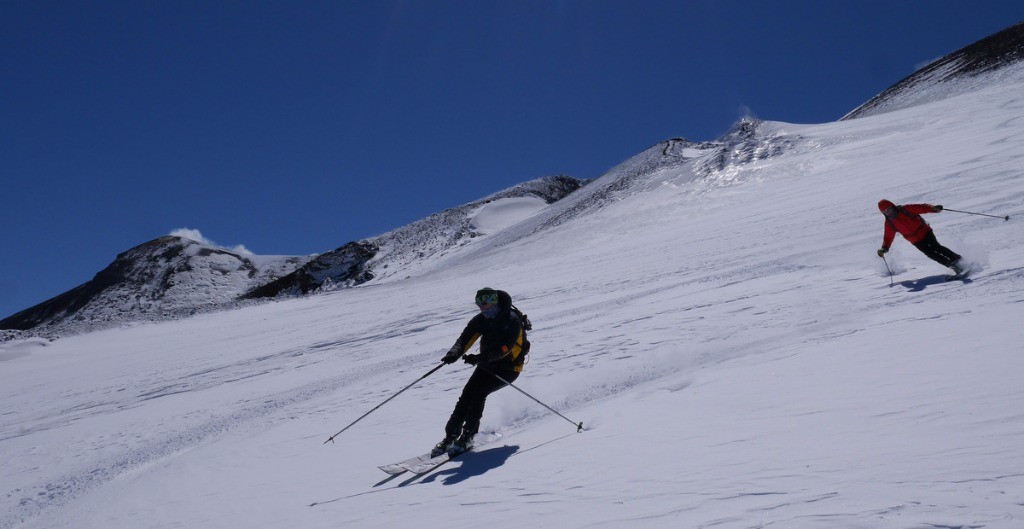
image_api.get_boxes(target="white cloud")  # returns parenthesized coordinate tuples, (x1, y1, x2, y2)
(169, 228, 253, 255)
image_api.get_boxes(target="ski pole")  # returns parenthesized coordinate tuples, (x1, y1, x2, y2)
(324, 362, 446, 444)
(880, 254, 894, 286)
(943, 208, 1010, 221)
(480, 365, 584, 433)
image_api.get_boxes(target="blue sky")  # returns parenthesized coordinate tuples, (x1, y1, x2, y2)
(2, 1, 1023, 320)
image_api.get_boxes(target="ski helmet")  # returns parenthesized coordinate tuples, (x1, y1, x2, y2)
(475, 288, 498, 307)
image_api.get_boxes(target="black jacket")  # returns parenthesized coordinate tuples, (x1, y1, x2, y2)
(450, 290, 529, 373)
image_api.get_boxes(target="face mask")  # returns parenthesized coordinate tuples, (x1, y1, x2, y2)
(481, 304, 499, 319)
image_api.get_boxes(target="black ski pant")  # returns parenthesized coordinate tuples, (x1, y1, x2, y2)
(445, 365, 519, 438)
(912, 231, 961, 268)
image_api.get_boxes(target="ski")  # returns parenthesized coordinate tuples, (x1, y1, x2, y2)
(378, 432, 502, 475)
(403, 432, 502, 474)
(946, 270, 972, 281)
(379, 453, 436, 476)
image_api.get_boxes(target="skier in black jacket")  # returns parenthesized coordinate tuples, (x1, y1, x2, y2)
(433, 288, 529, 456)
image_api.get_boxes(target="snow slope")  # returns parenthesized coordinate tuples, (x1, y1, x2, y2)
(3, 71, 1024, 529)
(469, 196, 549, 235)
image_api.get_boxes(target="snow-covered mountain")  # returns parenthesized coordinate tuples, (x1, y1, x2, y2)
(0, 177, 586, 336)
(246, 175, 587, 298)
(2, 21, 1024, 529)
(0, 236, 311, 336)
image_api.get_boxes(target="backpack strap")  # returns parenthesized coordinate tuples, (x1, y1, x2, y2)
(511, 304, 532, 331)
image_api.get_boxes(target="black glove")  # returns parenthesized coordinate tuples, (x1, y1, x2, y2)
(877, 247, 888, 257)
(933, 205, 943, 212)
(463, 354, 481, 365)
(442, 345, 462, 364)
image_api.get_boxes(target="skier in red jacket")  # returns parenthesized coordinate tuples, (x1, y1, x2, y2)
(877, 199, 965, 275)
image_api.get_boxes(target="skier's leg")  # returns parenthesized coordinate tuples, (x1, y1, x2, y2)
(931, 235, 962, 267)
(913, 232, 961, 268)
(445, 368, 494, 436)
(461, 368, 519, 436)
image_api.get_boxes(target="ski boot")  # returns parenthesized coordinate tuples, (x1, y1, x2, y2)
(449, 432, 474, 456)
(949, 260, 969, 280)
(431, 434, 456, 457)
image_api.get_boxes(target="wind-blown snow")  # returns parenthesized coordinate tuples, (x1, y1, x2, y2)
(170, 228, 253, 256)
(2, 72, 1024, 529)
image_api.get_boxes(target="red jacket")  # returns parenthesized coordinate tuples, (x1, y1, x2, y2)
(881, 202, 935, 248)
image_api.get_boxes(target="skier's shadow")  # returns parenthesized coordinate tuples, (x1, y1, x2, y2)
(898, 274, 971, 291)
(420, 445, 519, 485)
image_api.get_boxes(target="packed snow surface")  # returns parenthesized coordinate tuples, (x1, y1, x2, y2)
(2, 78, 1024, 528)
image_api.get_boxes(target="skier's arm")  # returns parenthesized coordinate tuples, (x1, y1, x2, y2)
(903, 203, 937, 215)
(442, 317, 484, 363)
(881, 222, 896, 250)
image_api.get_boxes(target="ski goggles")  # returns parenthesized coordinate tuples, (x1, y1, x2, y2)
(475, 290, 498, 307)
